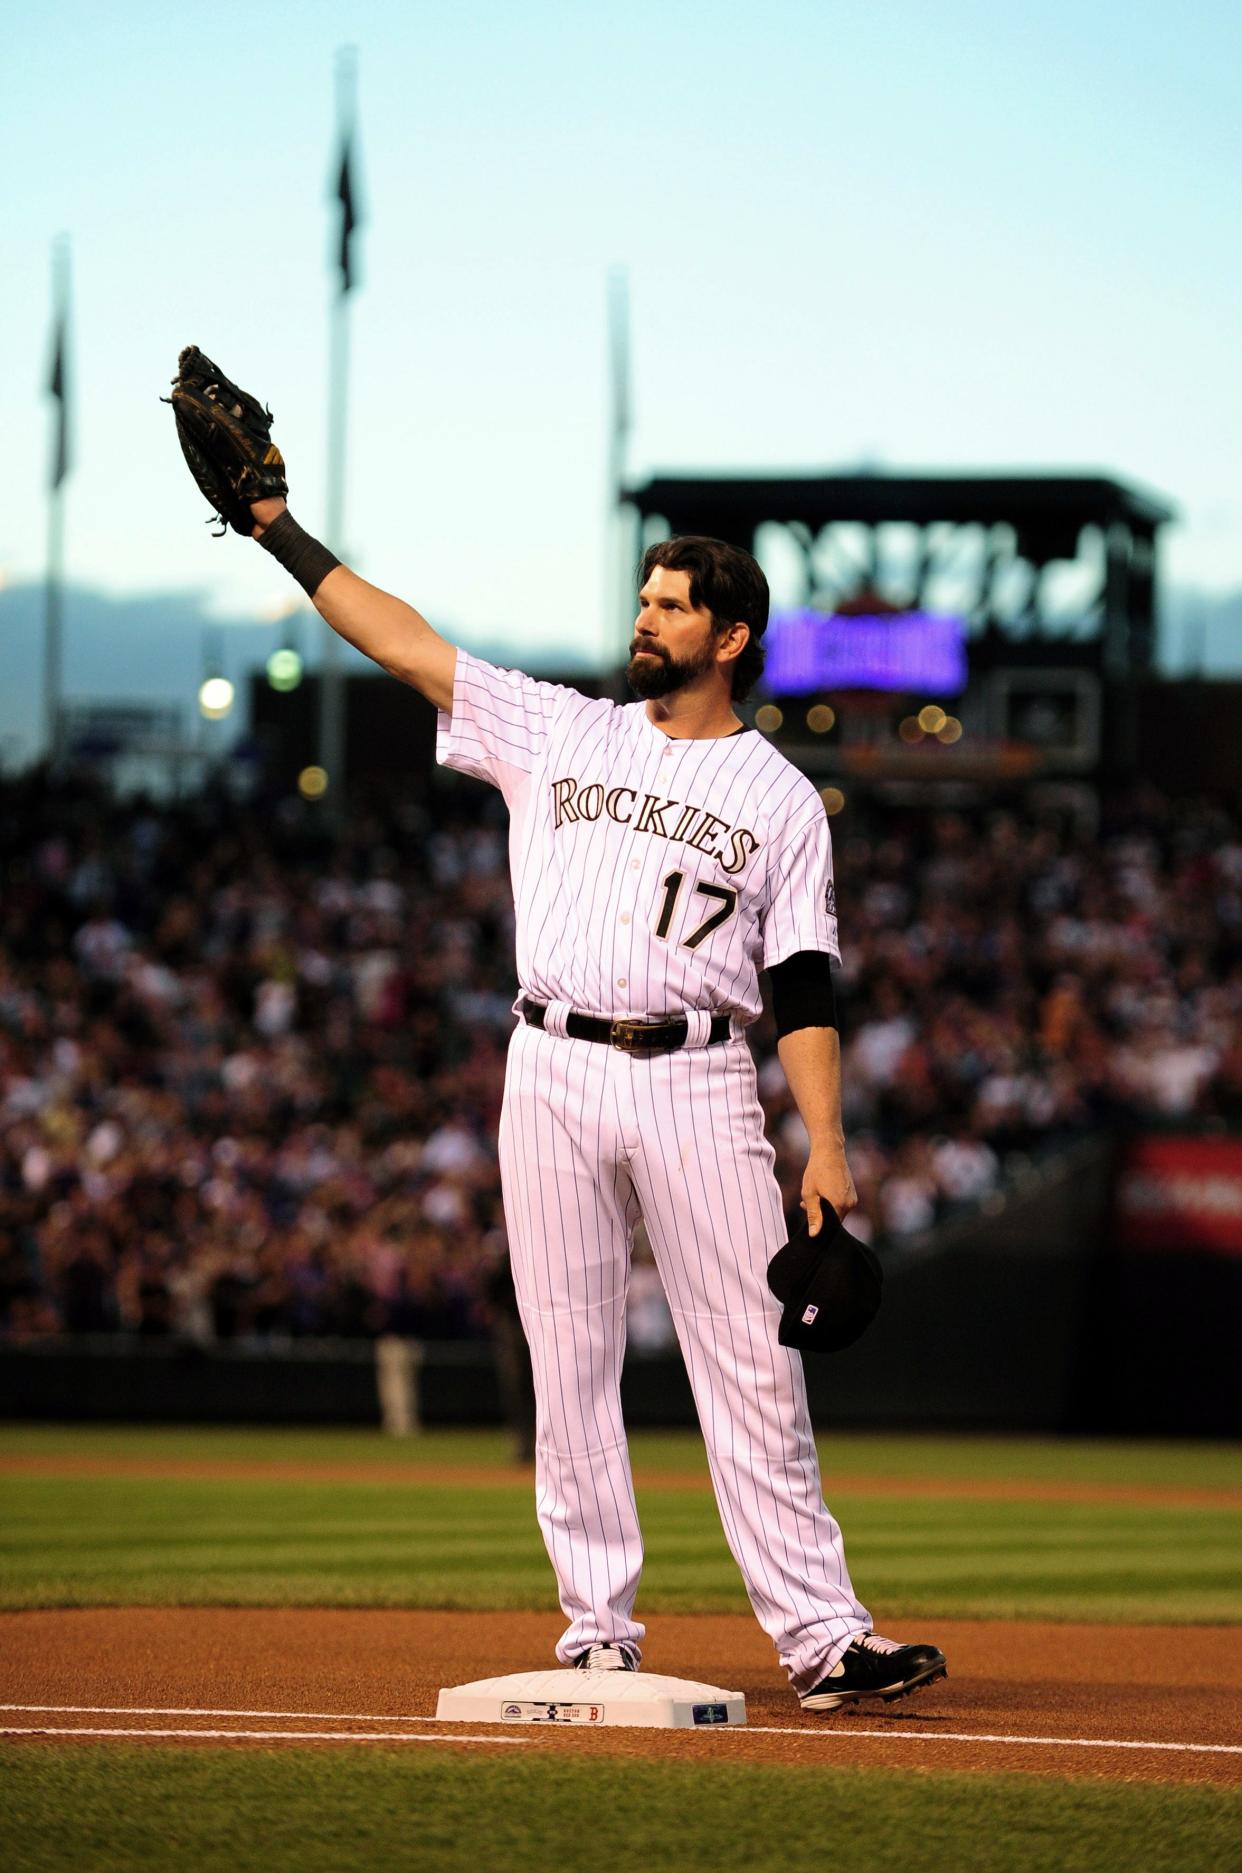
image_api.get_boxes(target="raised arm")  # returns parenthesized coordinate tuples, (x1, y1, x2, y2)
(251, 496, 457, 713)
(167, 346, 458, 714)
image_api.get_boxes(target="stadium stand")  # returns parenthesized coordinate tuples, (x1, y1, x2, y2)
(2, 773, 1240, 1345)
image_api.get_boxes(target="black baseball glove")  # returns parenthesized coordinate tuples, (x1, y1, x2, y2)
(166, 345, 288, 536)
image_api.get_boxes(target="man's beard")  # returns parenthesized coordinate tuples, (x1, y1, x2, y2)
(625, 636, 718, 700)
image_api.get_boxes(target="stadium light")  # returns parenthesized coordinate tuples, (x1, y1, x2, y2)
(198, 676, 235, 721)
(267, 648, 304, 692)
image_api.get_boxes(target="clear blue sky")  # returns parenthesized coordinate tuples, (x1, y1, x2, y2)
(4, 0, 1240, 671)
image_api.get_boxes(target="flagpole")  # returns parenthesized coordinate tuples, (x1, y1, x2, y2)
(606, 265, 634, 671)
(45, 466, 64, 765)
(44, 236, 71, 766)
(320, 44, 359, 806)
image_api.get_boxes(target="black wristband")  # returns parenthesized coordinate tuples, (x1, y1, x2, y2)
(257, 509, 341, 599)
(768, 949, 838, 1038)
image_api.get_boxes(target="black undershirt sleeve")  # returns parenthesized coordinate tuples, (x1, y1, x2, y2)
(258, 509, 341, 598)
(767, 949, 838, 1038)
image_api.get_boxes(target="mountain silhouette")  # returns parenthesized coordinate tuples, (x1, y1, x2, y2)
(0, 580, 599, 771)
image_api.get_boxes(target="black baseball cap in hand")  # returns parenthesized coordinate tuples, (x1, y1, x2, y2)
(766, 1205, 883, 1353)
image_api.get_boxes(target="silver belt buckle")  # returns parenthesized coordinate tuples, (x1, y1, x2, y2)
(610, 1019, 653, 1052)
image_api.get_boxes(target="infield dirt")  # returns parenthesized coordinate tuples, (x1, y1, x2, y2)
(3, 1606, 1239, 1788)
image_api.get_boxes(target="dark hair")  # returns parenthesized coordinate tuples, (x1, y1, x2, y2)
(638, 535, 768, 701)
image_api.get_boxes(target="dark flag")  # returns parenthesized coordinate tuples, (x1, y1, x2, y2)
(48, 295, 70, 490)
(336, 133, 360, 293)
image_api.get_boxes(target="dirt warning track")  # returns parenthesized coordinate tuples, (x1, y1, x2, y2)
(1, 1452, 1236, 1509)
(2, 1608, 1239, 1787)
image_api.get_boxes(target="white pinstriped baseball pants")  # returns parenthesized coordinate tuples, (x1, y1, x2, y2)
(497, 1020, 871, 1691)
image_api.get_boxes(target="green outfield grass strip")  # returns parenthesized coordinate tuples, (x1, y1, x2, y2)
(3, 1466, 1240, 1622)
(2, 1747, 1240, 1873)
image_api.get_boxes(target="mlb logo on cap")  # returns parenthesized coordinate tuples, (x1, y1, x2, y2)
(766, 1206, 883, 1353)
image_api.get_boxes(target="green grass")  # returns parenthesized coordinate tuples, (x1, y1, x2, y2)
(2, 1427, 1240, 1622)
(2, 1748, 1240, 1873)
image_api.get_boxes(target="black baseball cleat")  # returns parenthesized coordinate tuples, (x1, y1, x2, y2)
(573, 1643, 638, 1672)
(799, 1632, 947, 1712)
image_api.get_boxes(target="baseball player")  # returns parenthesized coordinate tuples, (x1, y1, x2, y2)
(168, 351, 946, 1712)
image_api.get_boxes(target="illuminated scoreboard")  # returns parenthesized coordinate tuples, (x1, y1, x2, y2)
(763, 609, 968, 696)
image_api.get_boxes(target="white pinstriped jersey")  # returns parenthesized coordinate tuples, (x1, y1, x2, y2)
(436, 651, 839, 1025)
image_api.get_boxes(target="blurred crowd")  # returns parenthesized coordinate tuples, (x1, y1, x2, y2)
(2, 770, 1240, 1345)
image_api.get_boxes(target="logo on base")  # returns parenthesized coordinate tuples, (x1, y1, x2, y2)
(692, 1703, 730, 1725)
(499, 1701, 604, 1724)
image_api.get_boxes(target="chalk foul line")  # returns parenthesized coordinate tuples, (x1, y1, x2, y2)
(0, 1705, 1238, 1756)
(0, 1723, 524, 1747)
(740, 1725, 1242, 1755)
(0, 1702, 440, 1723)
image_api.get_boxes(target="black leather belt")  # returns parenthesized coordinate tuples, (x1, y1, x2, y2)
(521, 997, 730, 1054)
